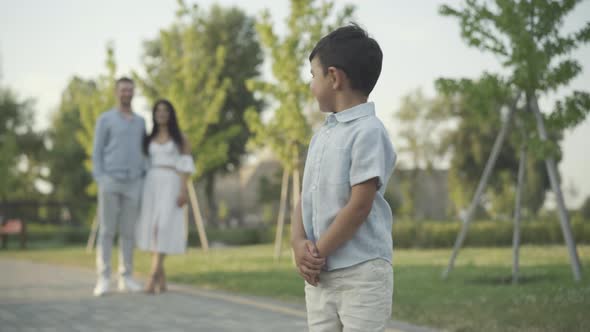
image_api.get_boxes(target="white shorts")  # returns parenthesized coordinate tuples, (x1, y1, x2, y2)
(305, 259, 394, 332)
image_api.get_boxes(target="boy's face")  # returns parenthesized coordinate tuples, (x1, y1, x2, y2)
(310, 56, 335, 113)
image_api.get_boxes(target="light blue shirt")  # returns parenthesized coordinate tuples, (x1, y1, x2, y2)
(92, 108, 147, 187)
(301, 102, 396, 271)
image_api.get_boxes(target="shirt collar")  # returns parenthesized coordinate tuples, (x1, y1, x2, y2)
(114, 107, 137, 121)
(330, 102, 375, 123)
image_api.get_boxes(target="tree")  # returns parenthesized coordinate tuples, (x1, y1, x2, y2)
(439, 0, 590, 146)
(394, 83, 551, 220)
(395, 89, 450, 171)
(134, 1, 247, 226)
(0, 86, 44, 201)
(394, 89, 453, 220)
(439, 0, 590, 281)
(245, 0, 355, 259)
(75, 44, 117, 197)
(581, 196, 590, 221)
(45, 77, 96, 223)
(436, 76, 556, 218)
(198, 5, 264, 225)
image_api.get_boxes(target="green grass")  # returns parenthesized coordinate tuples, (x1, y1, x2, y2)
(2, 244, 589, 331)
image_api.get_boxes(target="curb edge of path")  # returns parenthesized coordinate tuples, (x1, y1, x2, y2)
(169, 282, 440, 332)
(1, 258, 440, 332)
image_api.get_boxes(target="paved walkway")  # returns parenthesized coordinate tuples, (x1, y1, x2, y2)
(0, 259, 437, 332)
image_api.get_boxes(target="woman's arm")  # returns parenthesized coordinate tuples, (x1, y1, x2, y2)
(176, 135, 193, 207)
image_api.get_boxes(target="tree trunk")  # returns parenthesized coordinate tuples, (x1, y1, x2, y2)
(512, 145, 526, 284)
(290, 164, 301, 266)
(187, 180, 209, 252)
(292, 168, 301, 219)
(86, 215, 98, 253)
(236, 169, 244, 227)
(204, 173, 218, 228)
(443, 94, 520, 279)
(274, 168, 290, 261)
(531, 96, 582, 281)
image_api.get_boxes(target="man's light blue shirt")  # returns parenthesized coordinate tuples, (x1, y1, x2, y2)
(92, 108, 146, 196)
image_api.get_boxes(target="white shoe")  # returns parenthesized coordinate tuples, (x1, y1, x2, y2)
(93, 278, 110, 297)
(118, 276, 142, 292)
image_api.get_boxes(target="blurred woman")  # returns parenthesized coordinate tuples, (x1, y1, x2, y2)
(136, 99, 195, 294)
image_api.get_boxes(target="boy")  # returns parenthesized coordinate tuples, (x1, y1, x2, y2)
(291, 24, 396, 331)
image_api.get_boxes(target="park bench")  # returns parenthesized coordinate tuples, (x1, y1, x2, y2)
(0, 218, 27, 249)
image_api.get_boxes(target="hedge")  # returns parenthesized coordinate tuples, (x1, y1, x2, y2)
(13, 218, 590, 248)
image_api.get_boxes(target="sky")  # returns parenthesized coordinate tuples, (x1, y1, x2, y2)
(1, 0, 589, 207)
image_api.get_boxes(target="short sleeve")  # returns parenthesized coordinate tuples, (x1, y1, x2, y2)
(176, 155, 196, 174)
(349, 127, 396, 189)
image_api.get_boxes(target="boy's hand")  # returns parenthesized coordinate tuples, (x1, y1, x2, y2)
(293, 240, 325, 286)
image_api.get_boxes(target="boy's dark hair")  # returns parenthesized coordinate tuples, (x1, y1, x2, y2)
(116, 76, 134, 87)
(309, 23, 382, 96)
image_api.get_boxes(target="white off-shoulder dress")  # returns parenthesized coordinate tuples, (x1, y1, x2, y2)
(136, 140, 195, 254)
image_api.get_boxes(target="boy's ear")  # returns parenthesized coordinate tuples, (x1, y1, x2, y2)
(327, 66, 346, 90)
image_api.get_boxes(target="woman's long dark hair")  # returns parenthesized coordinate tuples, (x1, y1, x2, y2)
(143, 99, 184, 155)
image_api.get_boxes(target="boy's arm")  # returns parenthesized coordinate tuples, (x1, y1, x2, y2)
(315, 124, 394, 258)
(290, 200, 306, 245)
(315, 177, 378, 258)
(291, 199, 325, 285)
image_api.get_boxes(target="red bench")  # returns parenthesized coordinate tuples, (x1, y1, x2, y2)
(0, 219, 27, 249)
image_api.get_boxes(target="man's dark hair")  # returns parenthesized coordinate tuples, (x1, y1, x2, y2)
(309, 23, 382, 96)
(116, 76, 134, 87)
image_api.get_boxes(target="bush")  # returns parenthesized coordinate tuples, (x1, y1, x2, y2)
(581, 196, 590, 220)
(22, 224, 89, 244)
(393, 219, 589, 248)
(187, 226, 274, 247)
(21, 223, 275, 247)
(19, 218, 590, 249)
